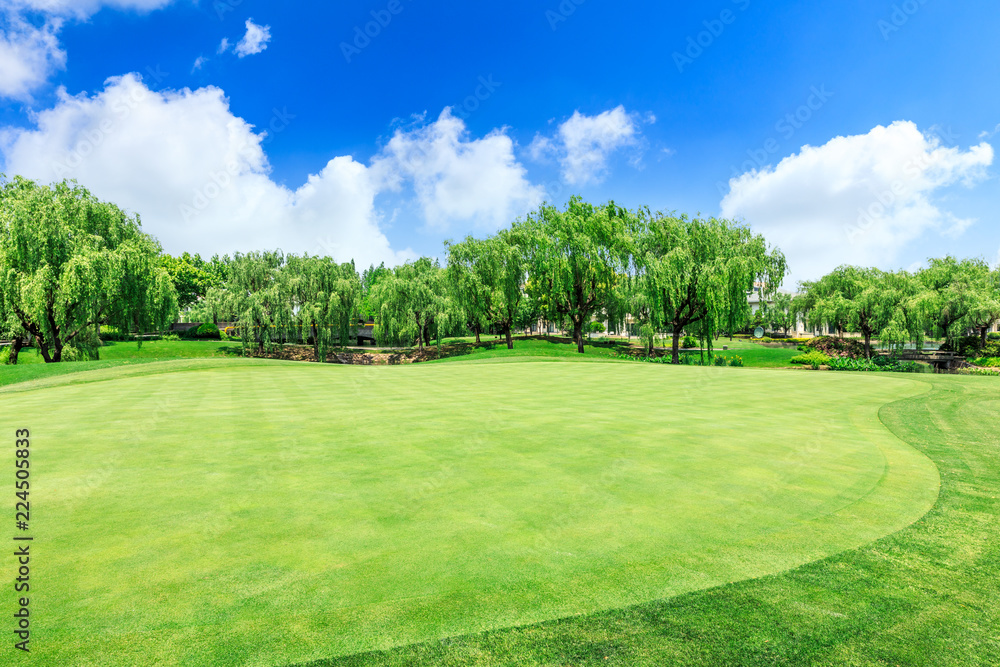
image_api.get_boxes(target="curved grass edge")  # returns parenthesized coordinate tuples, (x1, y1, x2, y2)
(293, 375, 1000, 667)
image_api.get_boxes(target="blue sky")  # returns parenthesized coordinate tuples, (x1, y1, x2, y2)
(1, 0, 997, 285)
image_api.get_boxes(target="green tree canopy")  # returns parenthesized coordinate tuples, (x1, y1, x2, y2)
(0, 177, 177, 363)
(912, 256, 987, 349)
(804, 266, 921, 359)
(371, 257, 455, 349)
(522, 197, 636, 354)
(964, 266, 1000, 347)
(447, 227, 530, 349)
(286, 255, 360, 361)
(160, 252, 225, 310)
(637, 213, 785, 363)
(225, 251, 292, 354)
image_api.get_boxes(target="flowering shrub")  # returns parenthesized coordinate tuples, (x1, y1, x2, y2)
(805, 336, 866, 359)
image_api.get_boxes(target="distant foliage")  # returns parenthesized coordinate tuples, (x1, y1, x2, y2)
(681, 335, 698, 349)
(181, 323, 222, 340)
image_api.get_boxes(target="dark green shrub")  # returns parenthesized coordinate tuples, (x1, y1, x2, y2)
(181, 323, 222, 340)
(99, 326, 135, 342)
(713, 355, 727, 366)
(681, 335, 698, 349)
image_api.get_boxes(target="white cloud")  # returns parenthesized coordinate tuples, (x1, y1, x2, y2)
(0, 0, 172, 99)
(0, 13, 65, 100)
(719, 121, 994, 285)
(191, 55, 207, 71)
(234, 19, 271, 58)
(11, 0, 172, 18)
(979, 123, 1000, 140)
(529, 105, 643, 186)
(0, 74, 413, 268)
(217, 38, 230, 54)
(371, 108, 545, 231)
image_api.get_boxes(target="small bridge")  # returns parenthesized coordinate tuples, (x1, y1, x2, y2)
(884, 350, 963, 371)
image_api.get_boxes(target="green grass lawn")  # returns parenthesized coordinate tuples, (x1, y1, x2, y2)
(0, 340, 244, 389)
(323, 372, 1000, 667)
(1, 360, 943, 666)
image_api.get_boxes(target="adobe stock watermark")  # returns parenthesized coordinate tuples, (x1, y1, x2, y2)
(546, 0, 586, 31)
(449, 75, 502, 120)
(179, 107, 295, 222)
(878, 0, 931, 41)
(844, 125, 958, 244)
(52, 66, 169, 180)
(716, 85, 834, 197)
(674, 0, 752, 73)
(341, 0, 412, 64)
(212, 0, 243, 21)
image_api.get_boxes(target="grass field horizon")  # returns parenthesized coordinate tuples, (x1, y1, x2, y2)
(1, 358, 945, 666)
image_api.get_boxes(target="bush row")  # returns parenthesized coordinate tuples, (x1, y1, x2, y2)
(826, 357, 923, 373)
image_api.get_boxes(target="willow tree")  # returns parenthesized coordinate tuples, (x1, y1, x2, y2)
(523, 197, 635, 354)
(0, 302, 28, 364)
(0, 177, 177, 363)
(800, 266, 911, 359)
(446, 237, 492, 344)
(286, 255, 360, 361)
(447, 227, 530, 349)
(965, 266, 1000, 347)
(226, 251, 292, 354)
(371, 257, 454, 349)
(911, 256, 985, 350)
(637, 214, 785, 364)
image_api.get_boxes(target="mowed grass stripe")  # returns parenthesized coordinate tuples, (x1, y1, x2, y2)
(2, 361, 938, 665)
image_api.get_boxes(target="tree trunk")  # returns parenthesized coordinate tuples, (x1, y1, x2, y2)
(8, 336, 23, 365)
(572, 319, 585, 354)
(504, 325, 513, 350)
(671, 328, 682, 364)
(474, 324, 481, 345)
(981, 326, 989, 348)
(864, 332, 872, 360)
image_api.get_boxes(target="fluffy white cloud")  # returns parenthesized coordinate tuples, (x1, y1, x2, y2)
(530, 105, 642, 185)
(0, 74, 412, 268)
(720, 121, 993, 286)
(371, 108, 545, 231)
(234, 19, 271, 58)
(0, 0, 172, 99)
(9, 0, 171, 18)
(0, 13, 65, 100)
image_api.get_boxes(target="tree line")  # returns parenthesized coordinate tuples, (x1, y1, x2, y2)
(169, 197, 788, 363)
(752, 259, 1000, 359)
(12, 177, 996, 366)
(2, 180, 790, 364)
